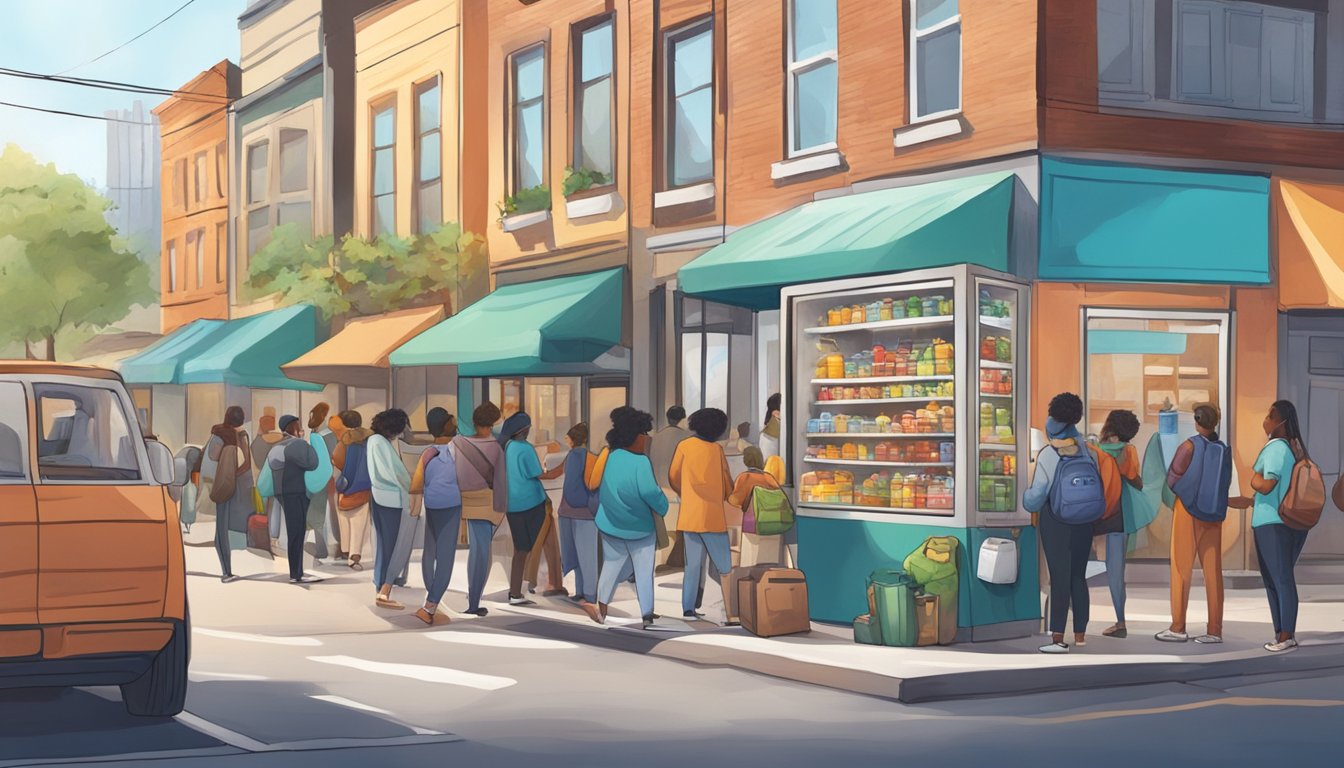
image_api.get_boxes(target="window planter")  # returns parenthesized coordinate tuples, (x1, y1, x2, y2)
(565, 186, 618, 220)
(501, 209, 551, 232)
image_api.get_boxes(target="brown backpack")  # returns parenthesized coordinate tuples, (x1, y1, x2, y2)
(1280, 439, 1325, 531)
(210, 444, 240, 504)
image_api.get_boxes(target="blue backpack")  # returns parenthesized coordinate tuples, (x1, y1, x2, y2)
(1048, 443, 1107, 524)
(1169, 435, 1232, 523)
(337, 442, 372, 495)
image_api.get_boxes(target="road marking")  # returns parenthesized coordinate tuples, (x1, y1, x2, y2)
(175, 711, 270, 752)
(189, 670, 269, 681)
(0, 746, 241, 767)
(308, 654, 517, 691)
(425, 631, 578, 650)
(1033, 695, 1344, 725)
(308, 694, 395, 715)
(175, 710, 458, 752)
(194, 627, 323, 646)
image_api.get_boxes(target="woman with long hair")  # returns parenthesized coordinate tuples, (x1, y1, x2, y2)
(367, 409, 413, 610)
(201, 405, 252, 583)
(1249, 400, 1310, 652)
(758, 393, 782, 460)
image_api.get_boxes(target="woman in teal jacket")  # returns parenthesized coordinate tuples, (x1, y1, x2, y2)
(592, 408, 668, 627)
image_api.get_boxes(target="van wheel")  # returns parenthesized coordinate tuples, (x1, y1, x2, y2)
(121, 608, 189, 717)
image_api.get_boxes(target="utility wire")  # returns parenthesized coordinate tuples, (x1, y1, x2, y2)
(0, 98, 227, 139)
(55, 0, 200, 75)
(0, 67, 230, 104)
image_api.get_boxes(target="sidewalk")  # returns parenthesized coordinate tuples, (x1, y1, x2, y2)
(183, 520, 1344, 703)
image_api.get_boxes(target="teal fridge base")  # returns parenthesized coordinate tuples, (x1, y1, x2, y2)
(797, 516, 1040, 641)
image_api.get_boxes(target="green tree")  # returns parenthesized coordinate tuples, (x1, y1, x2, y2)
(0, 144, 155, 360)
(247, 222, 488, 320)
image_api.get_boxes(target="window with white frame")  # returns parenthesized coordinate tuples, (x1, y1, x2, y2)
(1097, 0, 1319, 122)
(511, 45, 546, 193)
(909, 0, 962, 121)
(666, 20, 714, 188)
(371, 99, 396, 234)
(575, 17, 615, 180)
(245, 140, 269, 258)
(276, 128, 312, 234)
(788, 0, 838, 155)
(415, 77, 443, 234)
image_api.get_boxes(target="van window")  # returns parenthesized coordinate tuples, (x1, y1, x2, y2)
(33, 384, 141, 482)
(0, 382, 28, 480)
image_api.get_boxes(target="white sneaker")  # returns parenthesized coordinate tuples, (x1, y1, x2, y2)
(1193, 634, 1223, 644)
(1038, 641, 1070, 654)
(508, 595, 536, 606)
(1155, 629, 1189, 642)
(1264, 638, 1299, 653)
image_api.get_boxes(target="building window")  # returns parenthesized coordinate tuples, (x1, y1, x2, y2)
(166, 240, 177, 293)
(193, 228, 205, 289)
(574, 17, 615, 179)
(194, 151, 208, 204)
(666, 20, 714, 188)
(510, 45, 546, 192)
(909, 0, 962, 121)
(414, 77, 443, 234)
(245, 141, 269, 257)
(215, 141, 227, 198)
(677, 295, 753, 426)
(277, 128, 313, 236)
(787, 0, 838, 155)
(1098, 0, 1318, 122)
(215, 222, 226, 283)
(172, 159, 186, 210)
(371, 98, 396, 234)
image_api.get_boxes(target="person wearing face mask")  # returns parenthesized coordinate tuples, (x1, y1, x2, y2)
(1248, 400, 1309, 653)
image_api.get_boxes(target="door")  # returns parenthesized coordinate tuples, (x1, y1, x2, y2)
(32, 381, 169, 625)
(1281, 318, 1344, 561)
(0, 381, 38, 635)
(586, 379, 629, 450)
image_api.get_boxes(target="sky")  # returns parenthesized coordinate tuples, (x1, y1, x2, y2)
(0, 0, 246, 189)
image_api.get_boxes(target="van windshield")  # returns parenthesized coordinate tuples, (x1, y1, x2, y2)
(34, 383, 142, 482)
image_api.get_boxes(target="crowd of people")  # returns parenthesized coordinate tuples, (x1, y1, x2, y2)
(1026, 393, 1315, 655)
(187, 395, 790, 629)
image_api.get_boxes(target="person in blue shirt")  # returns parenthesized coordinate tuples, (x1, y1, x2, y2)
(593, 408, 669, 627)
(500, 412, 547, 606)
(1249, 400, 1309, 653)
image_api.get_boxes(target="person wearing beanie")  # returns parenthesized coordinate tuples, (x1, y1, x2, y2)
(265, 414, 322, 584)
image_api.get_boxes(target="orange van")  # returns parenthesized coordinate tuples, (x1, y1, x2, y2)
(0, 362, 189, 716)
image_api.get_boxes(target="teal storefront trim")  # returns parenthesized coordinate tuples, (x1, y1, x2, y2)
(798, 516, 1039, 630)
(179, 305, 323, 391)
(1087, 329, 1188, 356)
(1039, 157, 1270, 284)
(237, 67, 323, 129)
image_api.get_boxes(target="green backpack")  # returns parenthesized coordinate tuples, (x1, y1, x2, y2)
(751, 484, 796, 536)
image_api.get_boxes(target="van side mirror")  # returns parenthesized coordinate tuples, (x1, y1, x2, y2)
(145, 440, 179, 486)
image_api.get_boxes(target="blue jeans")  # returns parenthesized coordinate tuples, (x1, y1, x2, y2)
(597, 532, 657, 617)
(466, 519, 496, 611)
(1105, 532, 1127, 623)
(559, 517, 598, 603)
(682, 532, 732, 614)
(370, 501, 402, 590)
(423, 505, 462, 605)
(1255, 523, 1309, 635)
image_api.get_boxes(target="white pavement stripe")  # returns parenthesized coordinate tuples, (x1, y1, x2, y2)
(308, 694, 395, 716)
(425, 631, 579, 650)
(175, 711, 271, 752)
(175, 710, 458, 752)
(308, 654, 517, 691)
(189, 670, 269, 681)
(194, 627, 324, 646)
(0, 746, 242, 768)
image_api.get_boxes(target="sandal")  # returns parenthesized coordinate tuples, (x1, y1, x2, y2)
(1102, 624, 1127, 638)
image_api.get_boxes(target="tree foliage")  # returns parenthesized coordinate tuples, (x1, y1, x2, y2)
(247, 222, 488, 321)
(0, 144, 155, 360)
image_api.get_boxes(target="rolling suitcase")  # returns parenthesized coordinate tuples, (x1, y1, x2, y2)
(738, 566, 810, 638)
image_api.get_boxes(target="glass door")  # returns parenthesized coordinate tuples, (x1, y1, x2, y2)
(585, 379, 629, 450)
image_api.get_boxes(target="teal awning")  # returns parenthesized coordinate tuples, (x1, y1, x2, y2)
(677, 172, 1015, 310)
(179, 304, 322, 390)
(1087, 330, 1188, 356)
(389, 268, 625, 377)
(119, 318, 227, 385)
(1039, 157, 1270, 284)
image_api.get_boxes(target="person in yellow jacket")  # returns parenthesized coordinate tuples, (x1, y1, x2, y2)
(670, 408, 734, 620)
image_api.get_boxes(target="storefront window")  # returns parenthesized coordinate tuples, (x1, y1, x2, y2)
(1085, 310, 1229, 560)
(524, 377, 581, 448)
(488, 379, 523, 423)
(678, 295, 754, 430)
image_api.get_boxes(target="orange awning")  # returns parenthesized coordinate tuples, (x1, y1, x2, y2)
(1278, 179, 1344, 310)
(282, 305, 445, 388)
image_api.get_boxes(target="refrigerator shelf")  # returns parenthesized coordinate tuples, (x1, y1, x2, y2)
(813, 397, 955, 405)
(978, 444, 1016, 451)
(978, 359, 1013, 369)
(977, 392, 1015, 399)
(803, 315, 954, 334)
(800, 502, 955, 516)
(811, 374, 954, 385)
(979, 315, 1013, 330)
(804, 458, 954, 468)
(805, 432, 956, 439)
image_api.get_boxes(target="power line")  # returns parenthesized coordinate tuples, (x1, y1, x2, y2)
(56, 0, 201, 75)
(0, 98, 227, 139)
(0, 67, 230, 105)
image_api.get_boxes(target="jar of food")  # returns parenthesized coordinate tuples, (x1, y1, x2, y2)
(923, 297, 939, 317)
(1003, 454, 1015, 476)
(906, 295, 923, 318)
(902, 482, 916, 509)
(874, 442, 889, 462)
(940, 297, 954, 316)
(998, 371, 1012, 395)
(826, 353, 845, 379)
(996, 336, 1012, 362)
(867, 302, 882, 323)
(934, 338, 953, 360)
(842, 443, 858, 460)
(858, 443, 870, 461)
(901, 410, 917, 432)
(941, 407, 956, 433)
(834, 414, 849, 432)
(850, 305, 866, 324)
(995, 407, 1011, 427)
(880, 298, 894, 321)
(939, 442, 954, 463)
(981, 336, 996, 361)
(828, 307, 844, 326)
(819, 412, 834, 432)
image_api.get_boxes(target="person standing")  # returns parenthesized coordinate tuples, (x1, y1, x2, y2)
(453, 402, 509, 616)
(649, 406, 689, 569)
(729, 446, 785, 568)
(304, 404, 334, 565)
(1156, 403, 1233, 645)
(759, 394, 782, 460)
(332, 411, 374, 570)
(500, 412, 548, 606)
(1024, 393, 1108, 654)
(266, 415, 323, 584)
(593, 408, 668, 626)
(367, 409, 413, 609)
(202, 406, 253, 583)
(1093, 409, 1145, 638)
(413, 408, 462, 625)
(524, 442, 568, 597)
(251, 410, 287, 548)
(670, 408, 734, 620)
(1249, 400, 1309, 653)
(732, 422, 754, 455)
(316, 409, 341, 561)
(555, 423, 599, 608)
